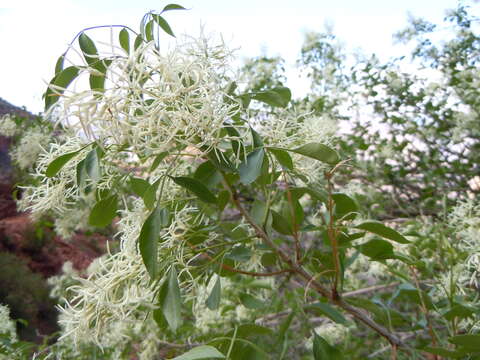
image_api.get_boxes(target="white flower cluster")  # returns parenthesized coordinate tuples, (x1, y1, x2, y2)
(57, 199, 156, 347)
(55, 35, 242, 159)
(53, 197, 95, 239)
(0, 114, 17, 137)
(56, 197, 201, 354)
(17, 136, 90, 218)
(10, 126, 51, 170)
(256, 109, 337, 182)
(304, 321, 353, 350)
(448, 199, 480, 287)
(313, 322, 350, 345)
(256, 110, 336, 150)
(344, 251, 389, 290)
(47, 261, 80, 301)
(0, 304, 17, 343)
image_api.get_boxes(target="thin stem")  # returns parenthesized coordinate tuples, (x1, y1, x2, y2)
(226, 326, 238, 360)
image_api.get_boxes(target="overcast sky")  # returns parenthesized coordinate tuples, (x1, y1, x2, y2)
(0, 0, 466, 114)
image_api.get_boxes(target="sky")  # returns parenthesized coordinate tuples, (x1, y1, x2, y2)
(0, 0, 467, 114)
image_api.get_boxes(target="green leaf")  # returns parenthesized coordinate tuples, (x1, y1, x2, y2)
(357, 239, 395, 260)
(130, 177, 150, 197)
(393, 283, 434, 310)
(306, 302, 347, 325)
(355, 221, 410, 244)
(313, 334, 344, 360)
(268, 148, 293, 170)
(217, 190, 230, 212)
(143, 179, 161, 210)
(226, 246, 252, 262)
(153, 14, 175, 37)
(442, 304, 476, 321)
(194, 161, 221, 188)
(239, 148, 265, 184)
(290, 143, 339, 165)
(171, 345, 225, 360)
(45, 66, 80, 110)
(206, 276, 221, 310)
(292, 186, 327, 203)
(54, 54, 65, 74)
(134, 34, 143, 50)
(162, 4, 188, 13)
(76, 158, 87, 189)
(251, 200, 268, 226)
(238, 94, 252, 109)
(139, 207, 169, 278)
(449, 334, 480, 350)
(78, 33, 103, 71)
(159, 266, 182, 332)
(119, 28, 130, 53)
(251, 127, 263, 148)
(171, 176, 217, 204)
(79, 32, 97, 59)
(257, 154, 273, 186)
(332, 193, 358, 220)
(261, 252, 277, 266)
(45, 150, 81, 177)
(145, 20, 154, 42)
(88, 195, 118, 227)
(85, 147, 101, 182)
(271, 210, 292, 235)
(89, 73, 105, 92)
(240, 293, 265, 309)
(224, 125, 245, 160)
(150, 152, 168, 171)
(251, 87, 291, 108)
(282, 195, 304, 230)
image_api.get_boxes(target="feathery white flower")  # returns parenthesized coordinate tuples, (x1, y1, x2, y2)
(0, 114, 17, 137)
(0, 304, 17, 343)
(256, 109, 337, 182)
(18, 137, 89, 217)
(448, 199, 480, 288)
(10, 127, 51, 169)
(55, 35, 243, 160)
